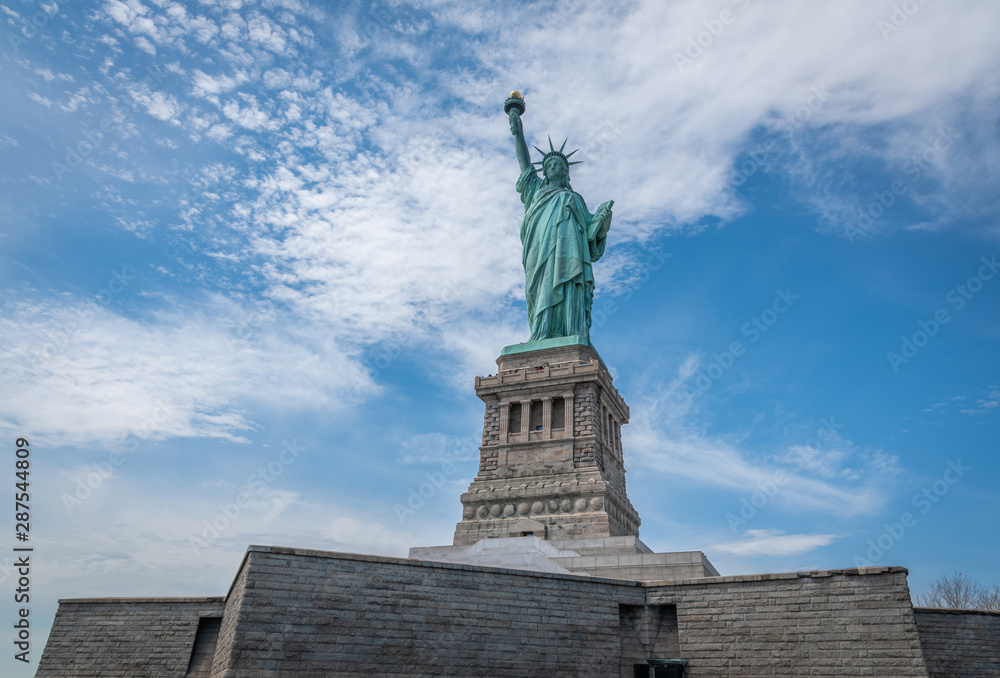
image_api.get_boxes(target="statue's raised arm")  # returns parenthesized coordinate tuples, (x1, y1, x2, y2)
(504, 91, 614, 346)
(506, 92, 531, 173)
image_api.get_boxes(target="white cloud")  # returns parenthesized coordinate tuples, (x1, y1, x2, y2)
(189, 15, 220, 43)
(190, 69, 249, 99)
(709, 529, 840, 557)
(104, 0, 148, 29)
(0, 295, 375, 448)
(59, 87, 94, 112)
(72, 1, 1000, 374)
(9, 0, 997, 484)
(247, 13, 288, 53)
(28, 456, 433, 601)
(34, 67, 57, 82)
(205, 123, 233, 141)
(133, 35, 156, 55)
(262, 67, 292, 89)
(961, 389, 1000, 415)
(130, 88, 183, 120)
(396, 432, 479, 465)
(222, 93, 278, 130)
(927, 388, 1000, 417)
(244, 135, 525, 349)
(445, 0, 1000, 239)
(165, 4, 220, 44)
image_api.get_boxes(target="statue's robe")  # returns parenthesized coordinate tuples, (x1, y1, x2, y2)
(516, 166, 607, 342)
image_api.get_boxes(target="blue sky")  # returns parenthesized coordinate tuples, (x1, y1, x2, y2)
(2, 0, 999, 672)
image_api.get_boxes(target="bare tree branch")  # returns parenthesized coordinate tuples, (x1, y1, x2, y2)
(914, 572, 1000, 610)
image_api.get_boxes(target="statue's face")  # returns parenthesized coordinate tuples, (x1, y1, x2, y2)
(543, 157, 569, 183)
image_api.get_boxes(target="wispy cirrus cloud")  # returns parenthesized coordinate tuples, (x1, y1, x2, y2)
(0, 295, 374, 448)
(5, 0, 994, 485)
(626, 354, 897, 516)
(708, 529, 841, 557)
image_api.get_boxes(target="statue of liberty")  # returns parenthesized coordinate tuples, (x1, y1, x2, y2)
(506, 92, 614, 345)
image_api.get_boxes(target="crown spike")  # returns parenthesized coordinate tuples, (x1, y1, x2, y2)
(532, 135, 582, 172)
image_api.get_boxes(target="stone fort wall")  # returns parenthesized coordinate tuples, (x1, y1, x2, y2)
(36, 547, 938, 677)
(648, 568, 928, 676)
(212, 546, 642, 677)
(914, 607, 1000, 677)
(35, 597, 225, 677)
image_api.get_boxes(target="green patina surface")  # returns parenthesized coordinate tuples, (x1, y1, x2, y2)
(507, 93, 614, 345)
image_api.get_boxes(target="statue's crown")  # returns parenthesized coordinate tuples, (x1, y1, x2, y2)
(533, 136, 583, 169)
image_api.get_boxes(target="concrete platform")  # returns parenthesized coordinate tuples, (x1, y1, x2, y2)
(410, 535, 720, 582)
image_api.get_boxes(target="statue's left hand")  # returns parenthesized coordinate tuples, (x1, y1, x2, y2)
(594, 200, 614, 238)
(598, 200, 613, 223)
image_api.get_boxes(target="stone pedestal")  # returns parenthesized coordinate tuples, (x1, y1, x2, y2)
(453, 343, 641, 545)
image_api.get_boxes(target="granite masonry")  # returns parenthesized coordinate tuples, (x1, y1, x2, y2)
(34, 548, 996, 677)
(428, 343, 719, 583)
(454, 344, 640, 544)
(913, 608, 1000, 676)
(34, 345, 998, 676)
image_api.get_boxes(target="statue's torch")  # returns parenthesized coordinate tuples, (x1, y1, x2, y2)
(504, 90, 525, 117)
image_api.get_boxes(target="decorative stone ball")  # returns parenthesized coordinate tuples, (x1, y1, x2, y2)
(560, 499, 573, 512)
(477, 505, 489, 519)
(574, 498, 588, 512)
(548, 499, 560, 513)
(503, 503, 516, 517)
(531, 501, 545, 514)
(463, 505, 475, 519)
(517, 502, 530, 516)
(489, 504, 502, 517)
(589, 497, 604, 511)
